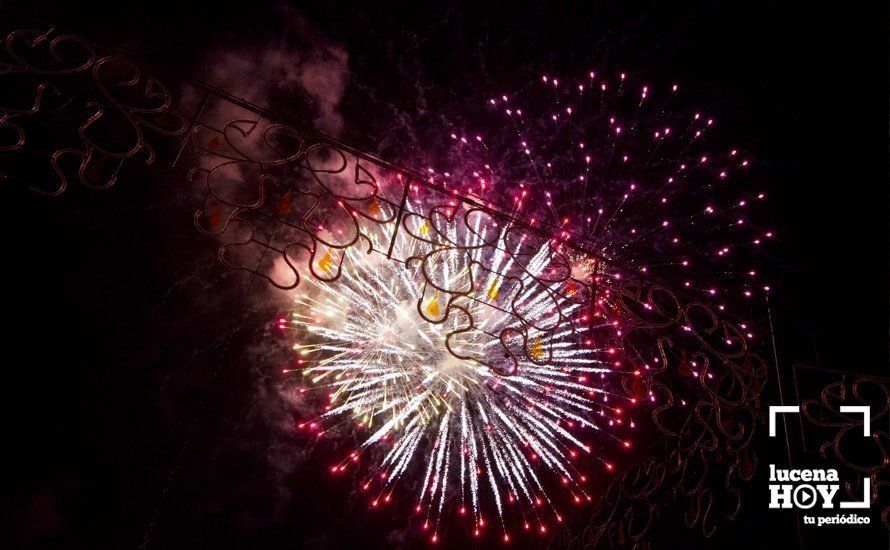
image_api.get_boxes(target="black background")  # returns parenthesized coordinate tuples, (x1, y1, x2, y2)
(1, 1, 887, 549)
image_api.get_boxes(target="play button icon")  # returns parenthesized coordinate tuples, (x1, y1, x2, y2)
(793, 485, 818, 509)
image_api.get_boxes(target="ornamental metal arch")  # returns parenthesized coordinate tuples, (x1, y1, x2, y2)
(0, 7, 787, 548)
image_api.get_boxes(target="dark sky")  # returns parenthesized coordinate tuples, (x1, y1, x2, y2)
(1, 1, 887, 549)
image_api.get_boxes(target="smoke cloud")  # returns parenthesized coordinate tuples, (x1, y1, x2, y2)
(198, 3, 349, 138)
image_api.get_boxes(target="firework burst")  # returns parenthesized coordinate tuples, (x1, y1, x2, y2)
(282, 69, 772, 542)
(433, 71, 772, 302)
(285, 203, 631, 540)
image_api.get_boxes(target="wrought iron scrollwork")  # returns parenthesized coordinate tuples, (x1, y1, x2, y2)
(1, 9, 772, 548)
(794, 365, 890, 529)
(0, 16, 188, 194)
(551, 282, 767, 548)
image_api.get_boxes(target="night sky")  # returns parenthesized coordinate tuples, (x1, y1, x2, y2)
(1, 1, 887, 549)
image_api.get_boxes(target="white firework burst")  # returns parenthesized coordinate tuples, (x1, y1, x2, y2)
(284, 199, 631, 539)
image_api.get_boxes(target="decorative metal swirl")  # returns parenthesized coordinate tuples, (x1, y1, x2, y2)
(0, 14, 188, 195)
(548, 282, 766, 548)
(794, 365, 889, 530)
